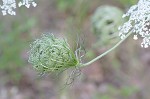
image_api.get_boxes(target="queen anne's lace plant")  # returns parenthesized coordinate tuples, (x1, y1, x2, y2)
(118, 0, 150, 48)
(28, 1, 150, 76)
(0, 0, 37, 15)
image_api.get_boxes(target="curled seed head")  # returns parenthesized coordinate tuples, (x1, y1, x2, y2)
(28, 33, 79, 73)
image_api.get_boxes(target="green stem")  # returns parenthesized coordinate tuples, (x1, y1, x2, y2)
(80, 32, 132, 67)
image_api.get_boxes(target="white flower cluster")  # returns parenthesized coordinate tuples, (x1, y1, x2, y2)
(0, 0, 37, 15)
(118, 0, 150, 48)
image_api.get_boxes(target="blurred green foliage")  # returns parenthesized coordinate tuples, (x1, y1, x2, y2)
(59, 0, 90, 52)
(0, 18, 36, 83)
(57, 0, 90, 25)
(56, 0, 75, 11)
(117, 0, 138, 7)
(93, 85, 138, 99)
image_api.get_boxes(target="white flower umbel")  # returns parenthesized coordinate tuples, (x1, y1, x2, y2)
(0, 0, 16, 15)
(118, 0, 150, 48)
(0, 0, 37, 15)
(18, 0, 37, 8)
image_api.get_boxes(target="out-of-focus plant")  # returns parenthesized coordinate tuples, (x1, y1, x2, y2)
(91, 5, 124, 47)
(0, 18, 36, 83)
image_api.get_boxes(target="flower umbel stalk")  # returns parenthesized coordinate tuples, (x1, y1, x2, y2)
(80, 32, 132, 67)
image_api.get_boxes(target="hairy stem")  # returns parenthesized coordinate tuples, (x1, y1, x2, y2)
(79, 32, 132, 67)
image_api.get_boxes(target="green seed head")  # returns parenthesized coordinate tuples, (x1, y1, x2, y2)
(91, 6, 124, 46)
(28, 34, 79, 73)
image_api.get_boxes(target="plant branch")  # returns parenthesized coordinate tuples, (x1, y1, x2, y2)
(79, 32, 132, 67)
